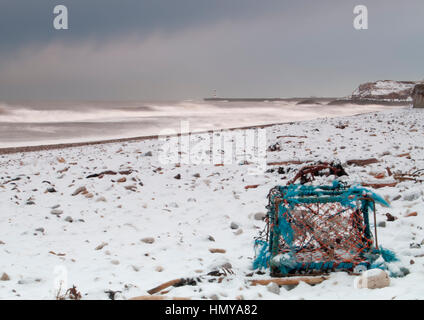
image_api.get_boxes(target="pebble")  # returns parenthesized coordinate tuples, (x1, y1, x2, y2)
(174, 174, 181, 180)
(1, 273, 10, 281)
(35, 228, 45, 233)
(141, 237, 155, 244)
(155, 266, 164, 272)
(386, 213, 397, 222)
(403, 191, 421, 202)
(377, 221, 386, 228)
(207, 235, 215, 242)
(410, 243, 421, 249)
(230, 222, 239, 230)
(392, 195, 401, 201)
(72, 186, 87, 196)
(95, 242, 108, 250)
(144, 151, 153, 157)
(51, 209, 63, 216)
(355, 269, 390, 289)
(234, 229, 243, 235)
(254, 212, 266, 221)
(96, 196, 107, 202)
(64, 216, 73, 223)
(111, 260, 120, 265)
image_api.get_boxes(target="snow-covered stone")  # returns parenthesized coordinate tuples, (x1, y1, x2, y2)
(355, 269, 390, 289)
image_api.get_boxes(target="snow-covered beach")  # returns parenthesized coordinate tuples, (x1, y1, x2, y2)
(1, 106, 423, 300)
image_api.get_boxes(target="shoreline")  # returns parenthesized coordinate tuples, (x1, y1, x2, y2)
(0, 110, 382, 155)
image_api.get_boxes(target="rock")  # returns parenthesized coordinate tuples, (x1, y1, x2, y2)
(412, 84, 424, 108)
(144, 151, 153, 157)
(209, 248, 226, 254)
(46, 187, 57, 193)
(402, 192, 420, 202)
(124, 185, 137, 191)
(410, 243, 421, 249)
(85, 193, 94, 199)
(254, 212, 266, 221)
(1, 273, 10, 281)
(117, 177, 126, 183)
(268, 142, 281, 152)
(210, 294, 219, 300)
(95, 242, 108, 250)
(230, 222, 239, 230)
(400, 267, 410, 276)
(207, 235, 215, 242)
(174, 174, 181, 180)
(377, 221, 386, 228)
(96, 196, 107, 202)
(26, 200, 36, 205)
(155, 266, 164, 272)
(392, 195, 401, 201)
(355, 269, 390, 289)
(266, 282, 280, 295)
(0, 241, 5, 245)
(386, 213, 397, 222)
(64, 216, 73, 223)
(51, 209, 63, 216)
(141, 237, 155, 244)
(72, 186, 87, 196)
(234, 229, 243, 235)
(111, 260, 120, 265)
(193, 173, 201, 178)
(35, 228, 45, 233)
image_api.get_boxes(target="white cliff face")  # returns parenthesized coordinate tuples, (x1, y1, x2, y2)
(351, 80, 418, 102)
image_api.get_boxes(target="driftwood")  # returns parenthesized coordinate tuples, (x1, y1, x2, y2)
(346, 158, 379, 166)
(277, 135, 307, 139)
(244, 185, 260, 190)
(147, 278, 183, 295)
(86, 169, 133, 179)
(267, 160, 310, 166)
(361, 182, 398, 189)
(209, 248, 226, 254)
(250, 276, 328, 287)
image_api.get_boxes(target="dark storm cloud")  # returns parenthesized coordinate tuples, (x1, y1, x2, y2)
(0, 0, 423, 100)
(0, 0, 292, 52)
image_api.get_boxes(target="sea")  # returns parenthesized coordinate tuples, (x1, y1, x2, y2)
(0, 99, 402, 148)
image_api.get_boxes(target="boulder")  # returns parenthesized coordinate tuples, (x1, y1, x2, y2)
(355, 269, 390, 289)
(413, 84, 424, 108)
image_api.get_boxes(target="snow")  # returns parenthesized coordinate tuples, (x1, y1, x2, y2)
(351, 80, 417, 101)
(1, 106, 424, 300)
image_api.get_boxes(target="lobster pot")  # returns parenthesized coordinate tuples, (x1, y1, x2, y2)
(256, 183, 384, 276)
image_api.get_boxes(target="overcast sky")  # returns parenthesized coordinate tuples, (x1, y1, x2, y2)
(0, 0, 423, 101)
